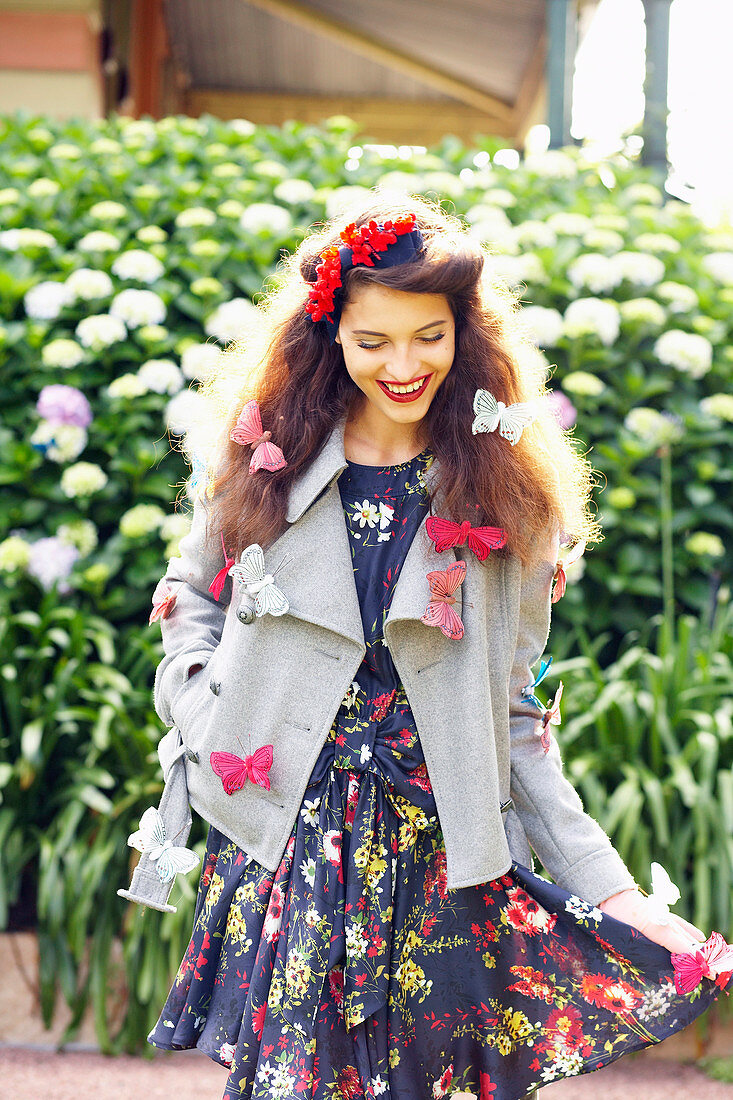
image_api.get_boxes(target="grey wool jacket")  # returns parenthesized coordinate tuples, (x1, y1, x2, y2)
(119, 415, 637, 913)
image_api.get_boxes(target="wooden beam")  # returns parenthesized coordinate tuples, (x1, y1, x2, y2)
(185, 90, 516, 145)
(129, 0, 169, 117)
(240, 0, 514, 122)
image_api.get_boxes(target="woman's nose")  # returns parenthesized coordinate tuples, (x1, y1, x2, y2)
(384, 349, 423, 383)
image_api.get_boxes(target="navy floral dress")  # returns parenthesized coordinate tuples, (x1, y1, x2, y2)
(148, 450, 728, 1100)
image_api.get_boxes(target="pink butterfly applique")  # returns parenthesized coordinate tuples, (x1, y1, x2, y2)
(149, 579, 177, 624)
(230, 399, 288, 474)
(210, 745, 274, 795)
(425, 516, 507, 562)
(540, 681, 563, 753)
(670, 931, 733, 994)
(420, 560, 466, 640)
(209, 530, 235, 601)
(552, 539, 587, 603)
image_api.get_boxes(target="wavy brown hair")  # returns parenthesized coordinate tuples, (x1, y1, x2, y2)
(195, 191, 602, 568)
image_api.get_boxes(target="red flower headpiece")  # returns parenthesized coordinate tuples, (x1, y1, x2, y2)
(305, 213, 422, 337)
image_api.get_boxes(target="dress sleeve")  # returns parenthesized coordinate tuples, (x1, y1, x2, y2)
(152, 489, 231, 728)
(507, 524, 638, 907)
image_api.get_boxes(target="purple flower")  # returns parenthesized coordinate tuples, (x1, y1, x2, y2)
(27, 536, 80, 593)
(546, 389, 577, 430)
(36, 385, 93, 428)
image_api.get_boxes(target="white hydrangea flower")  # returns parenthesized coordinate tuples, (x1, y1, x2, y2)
(609, 251, 666, 288)
(111, 249, 166, 284)
(160, 512, 192, 543)
(567, 254, 622, 294)
(625, 183, 663, 205)
(483, 188, 516, 208)
(24, 280, 74, 320)
(175, 207, 217, 229)
(546, 212, 593, 236)
(700, 393, 733, 422)
(89, 137, 123, 157)
(57, 518, 98, 556)
(77, 230, 120, 252)
(28, 178, 60, 198)
(624, 407, 683, 447)
(463, 203, 512, 229)
(119, 503, 166, 539)
(27, 537, 80, 593)
(180, 342, 223, 381)
(216, 199, 245, 219)
(656, 281, 698, 313)
(165, 388, 209, 434)
(593, 213, 629, 232)
(65, 267, 114, 301)
(273, 179, 316, 205)
(138, 358, 184, 395)
(110, 288, 166, 328)
(137, 224, 167, 244)
(582, 228, 625, 253)
(524, 150, 578, 178)
(0, 228, 57, 251)
(61, 462, 108, 498)
(561, 371, 605, 396)
(685, 532, 725, 557)
(107, 373, 147, 399)
(0, 188, 20, 205)
(421, 171, 465, 198)
(511, 221, 557, 249)
(239, 202, 293, 236)
(0, 535, 32, 572)
(563, 298, 620, 346)
(88, 200, 127, 221)
(324, 185, 374, 220)
(76, 313, 128, 351)
(702, 252, 733, 285)
(30, 420, 87, 463)
(618, 298, 666, 327)
(654, 330, 713, 378)
(229, 118, 256, 137)
(42, 338, 85, 369)
(519, 305, 564, 348)
(489, 253, 547, 288)
(635, 233, 681, 254)
(204, 298, 261, 344)
(376, 170, 419, 194)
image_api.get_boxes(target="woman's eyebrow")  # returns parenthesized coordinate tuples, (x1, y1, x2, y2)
(351, 319, 448, 336)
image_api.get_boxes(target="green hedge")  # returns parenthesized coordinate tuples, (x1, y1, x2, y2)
(1, 110, 731, 1050)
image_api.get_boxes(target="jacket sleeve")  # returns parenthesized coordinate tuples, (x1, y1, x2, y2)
(507, 524, 638, 907)
(153, 488, 232, 729)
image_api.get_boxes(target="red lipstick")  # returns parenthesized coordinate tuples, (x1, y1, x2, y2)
(376, 375, 431, 403)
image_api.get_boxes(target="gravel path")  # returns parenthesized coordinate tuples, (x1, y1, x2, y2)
(1, 1045, 732, 1100)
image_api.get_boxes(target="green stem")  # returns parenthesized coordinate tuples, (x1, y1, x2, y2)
(659, 444, 675, 659)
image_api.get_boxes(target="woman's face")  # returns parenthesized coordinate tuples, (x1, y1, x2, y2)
(335, 283, 455, 435)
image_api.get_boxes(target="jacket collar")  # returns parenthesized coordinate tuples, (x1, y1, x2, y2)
(286, 414, 443, 524)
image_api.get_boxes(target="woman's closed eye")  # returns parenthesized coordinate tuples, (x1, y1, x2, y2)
(356, 333, 446, 350)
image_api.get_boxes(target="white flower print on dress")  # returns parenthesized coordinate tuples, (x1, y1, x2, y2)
(352, 498, 379, 528)
(300, 796, 322, 826)
(359, 743, 373, 764)
(377, 500, 395, 542)
(300, 856, 316, 887)
(342, 680, 361, 710)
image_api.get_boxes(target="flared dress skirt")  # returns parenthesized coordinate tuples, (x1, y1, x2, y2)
(148, 450, 729, 1100)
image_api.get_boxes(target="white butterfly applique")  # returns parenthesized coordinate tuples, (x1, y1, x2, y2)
(127, 807, 200, 884)
(472, 388, 537, 446)
(646, 861, 681, 925)
(229, 542, 289, 617)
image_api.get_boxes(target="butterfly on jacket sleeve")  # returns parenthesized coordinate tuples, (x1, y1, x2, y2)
(127, 806, 200, 883)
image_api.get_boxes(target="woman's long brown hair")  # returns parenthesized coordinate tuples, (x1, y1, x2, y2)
(195, 191, 602, 568)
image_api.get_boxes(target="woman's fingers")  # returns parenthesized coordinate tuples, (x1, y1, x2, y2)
(671, 913, 707, 941)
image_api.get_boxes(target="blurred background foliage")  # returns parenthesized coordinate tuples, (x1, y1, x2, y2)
(0, 109, 731, 1051)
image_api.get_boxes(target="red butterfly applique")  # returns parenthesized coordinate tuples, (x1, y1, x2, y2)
(230, 399, 288, 474)
(670, 931, 733, 994)
(425, 516, 507, 562)
(420, 560, 466, 640)
(552, 539, 587, 603)
(149, 579, 177, 624)
(210, 745, 274, 795)
(540, 681, 563, 753)
(209, 530, 235, 601)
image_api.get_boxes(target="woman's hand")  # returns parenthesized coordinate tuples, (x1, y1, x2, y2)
(599, 887, 706, 955)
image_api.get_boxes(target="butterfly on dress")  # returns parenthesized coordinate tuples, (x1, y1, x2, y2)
(671, 930, 733, 994)
(230, 399, 288, 474)
(210, 744, 274, 795)
(471, 388, 537, 446)
(126, 806, 200, 884)
(522, 656, 553, 710)
(149, 579, 177, 624)
(552, 539, 587, 603)
(645, 861, 681, 926)
(228, 543, 290, 617)
(425, 516, 507, 562)
(420, 560, 466, 640)
(540, 681, 563, 754)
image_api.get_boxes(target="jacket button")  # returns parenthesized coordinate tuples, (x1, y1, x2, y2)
(185, 748, 199, 763)
(237, 606, 256, 625)
(209, 678, 221, 695)
(500, 798, 514, 813)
